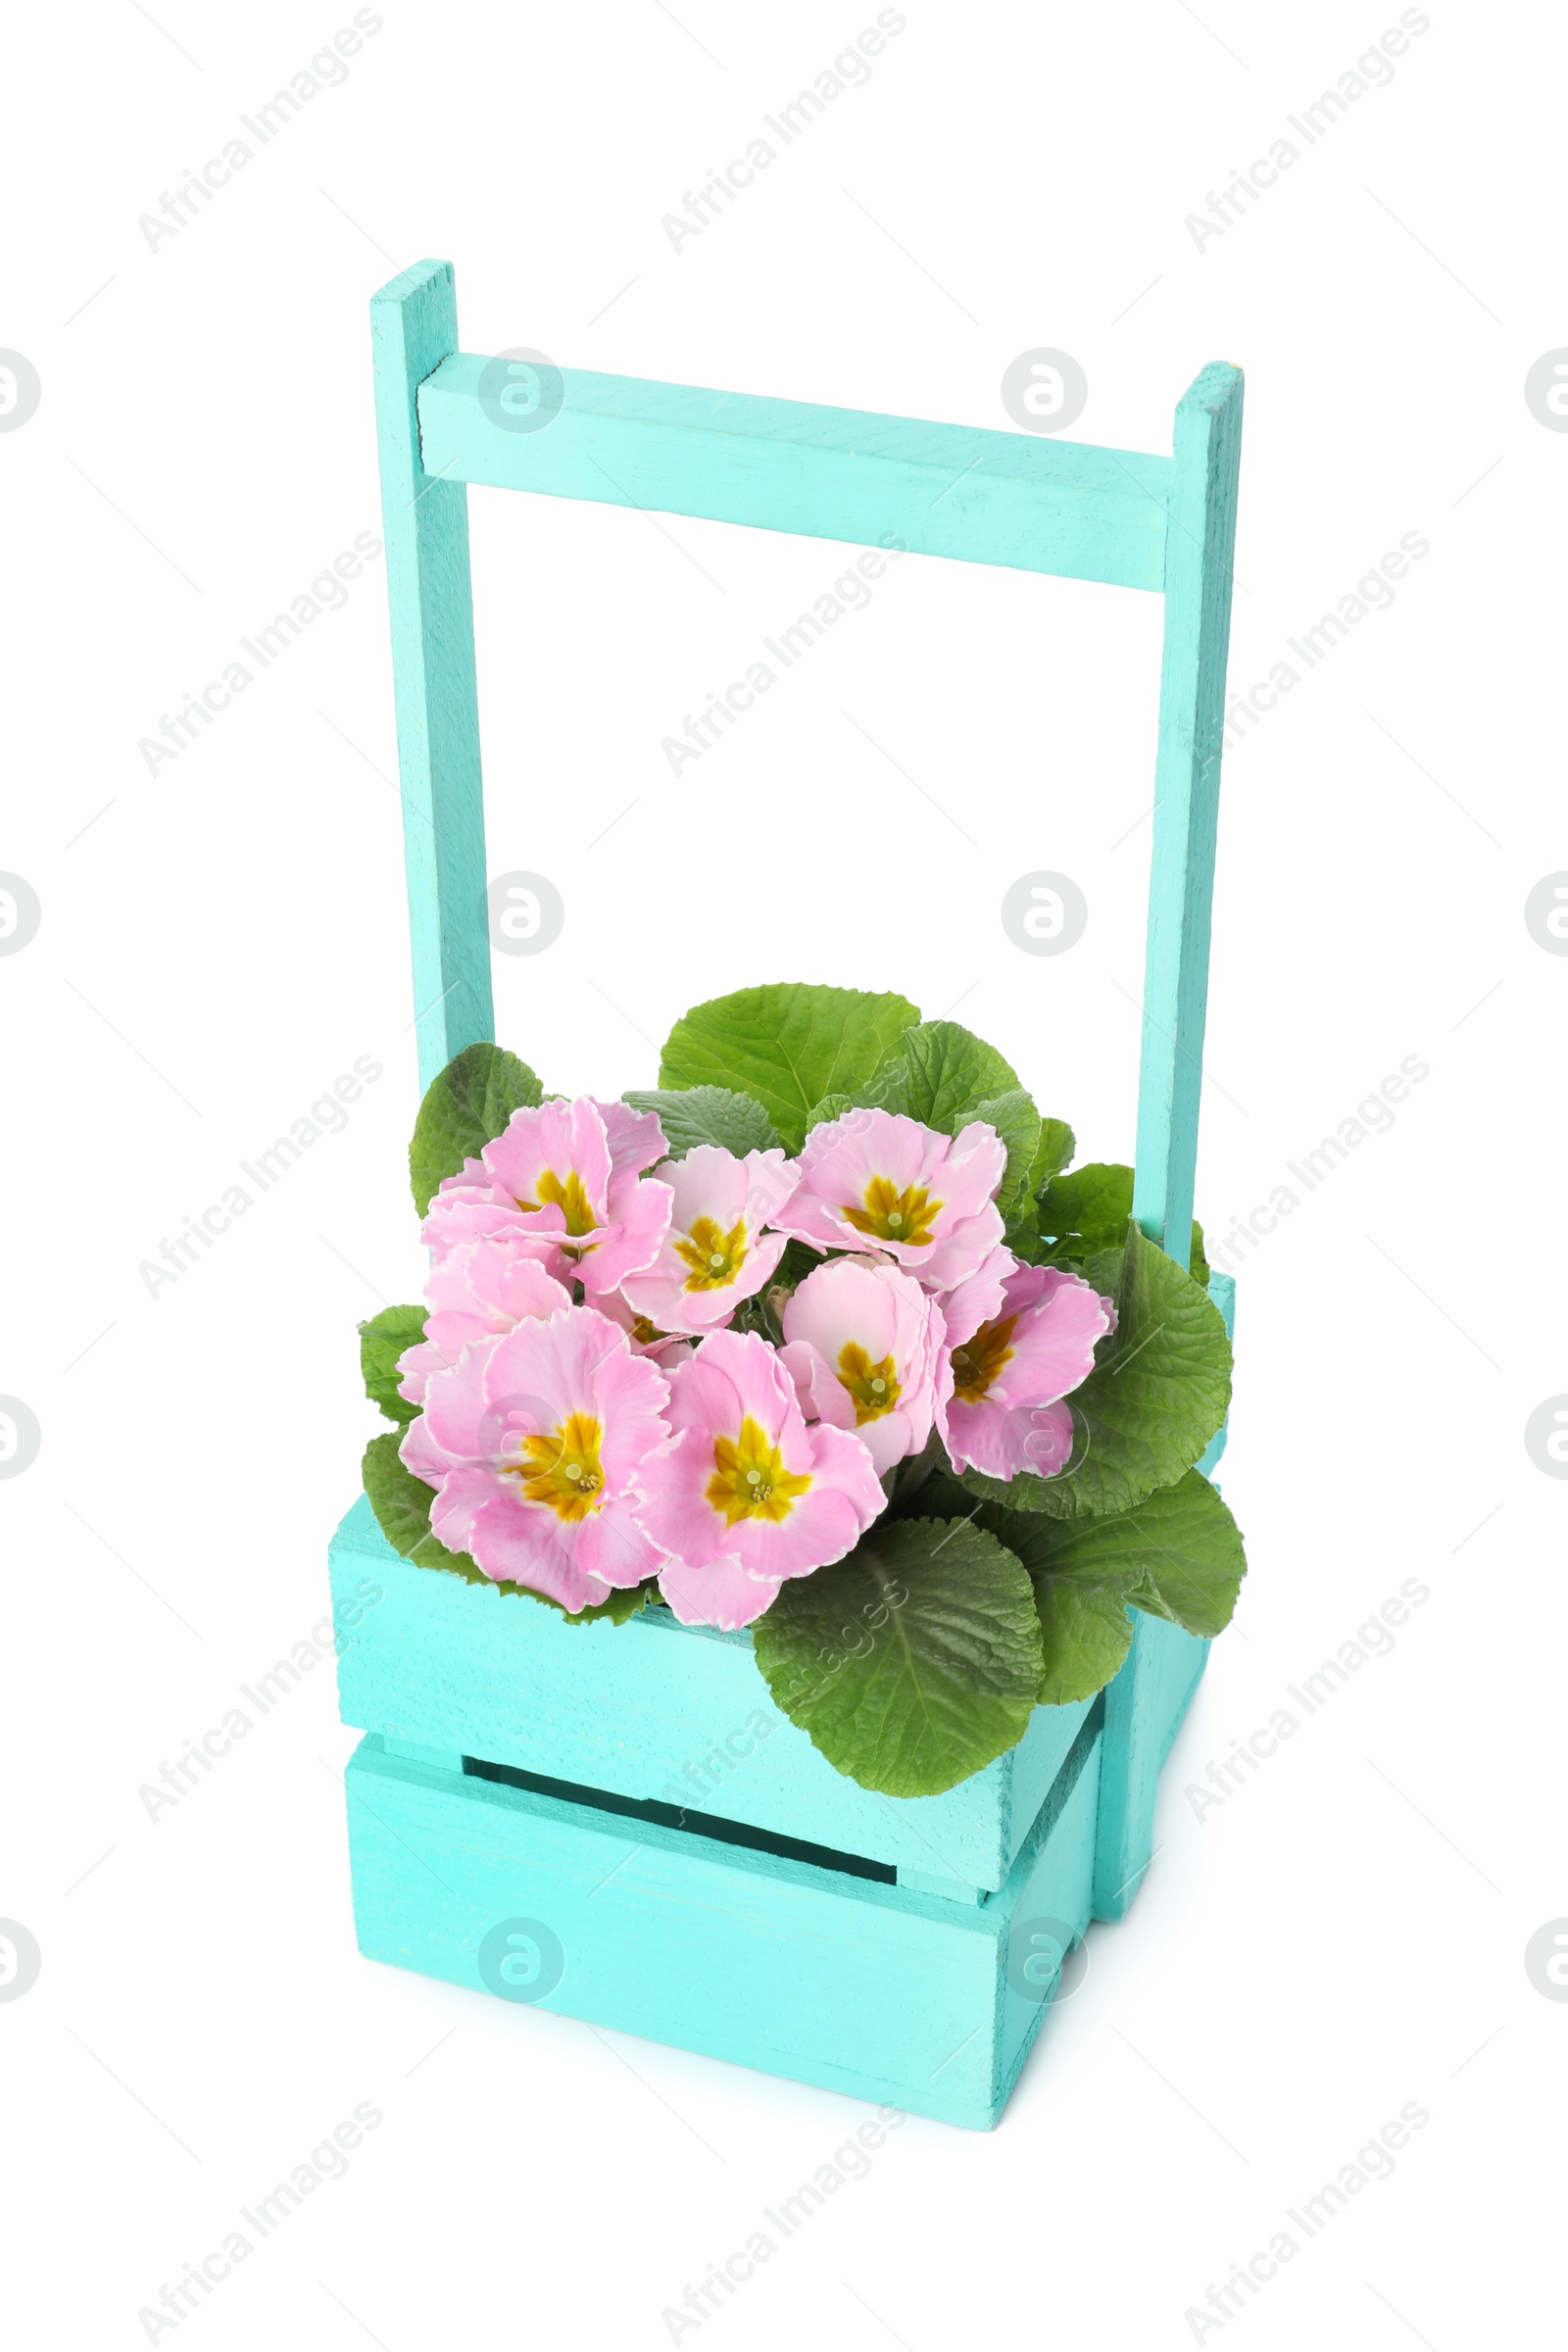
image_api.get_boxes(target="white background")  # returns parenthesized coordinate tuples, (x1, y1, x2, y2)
(3, 2, 1562, 2344)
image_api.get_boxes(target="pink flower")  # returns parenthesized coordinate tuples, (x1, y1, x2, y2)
(938, 1262, 1114, 1481)
(396, 1240, 570, 1406)
(594, 1287, 694, 1372)
(401, 1305, 670, 1612)
(776, 1108, 1005, 1292)
(634, 1329, 885, 1630)
(936, 1244, 1014, 1349)
(421, 1096, 672, 1301)
(620, 1145, 796, 1336)
(778, 1255, 943, 1476)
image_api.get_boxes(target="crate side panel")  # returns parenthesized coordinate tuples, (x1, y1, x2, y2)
(993, 1722, 1103, 2105)
(344, 1738, 1006, 2128)
(332, 1496, 1086, 1889)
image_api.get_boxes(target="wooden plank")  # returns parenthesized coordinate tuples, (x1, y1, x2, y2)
(342, 1712, 1101, 2129)
(370, 261, 494, 1092)
(331, 1495, 1091, 1890)
(1196, 1270, 1236, 1477)
(1132, 362, 1245, 1264)
(993, 1708, 1102, 2103)
(416, 352, 1173, 592)
(1092, 1613, 1207, 1922)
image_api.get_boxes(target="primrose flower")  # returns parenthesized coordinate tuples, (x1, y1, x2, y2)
(620, 1144, 796, 1336)
(395, 1239, 569, 1406)
(422, 1096, 672, 1300)
(935, 1243, 1014, 1351)
(634, 1328, 885, 1630)
(778, 1255, 943, 1476)
(594, 1287, 694, 1372)
(401, 1305, 670, 1612)
(776, 1108, 1005, 1293)
(938, 1262, 1114, 1482)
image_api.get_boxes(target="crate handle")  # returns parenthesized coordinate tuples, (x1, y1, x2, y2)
(369, 259, 1242, 1266)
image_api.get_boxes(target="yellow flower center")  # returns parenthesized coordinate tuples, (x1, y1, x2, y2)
(513, 1411, 606, 1522)
(948, 1315, 1018, 1403)
(836, 1340, 902, 1425)
(518, 1166, 597, 1238)
(841, 1174, 942, 1248)
(706, 1415, 812, 1528)
(673, 1212, 749, 1293)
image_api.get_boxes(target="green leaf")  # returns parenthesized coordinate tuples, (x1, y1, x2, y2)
(1031, 1118, 1076, 1186)
(621, 1085, 780, 1160)
(1002, 1204, 1046, 1265)
(1040, 1160, 1207, 1284)
(359, 1305, 426, 1425)
(659, 984, 920, 1153)
(362, 1429, 472, 1570)
(750, 1516, 1044, 1796)
(409, 1043, 543, 1215)
(1038, 1162, 1136, 1259)
(975, 1088, 1041, 1219)
(804, 1091, 857, 1129)
(957, 1219, 1232, 1520)
(880, 1019, 1022, 1130)
(917, 1467, 1246, 1704)
(1030, 1565, 1137, 1705)
(1109, 1471, 1247, 1637)
(911, 1467, 1133, 1693)
(360, 1433, 650, 1625)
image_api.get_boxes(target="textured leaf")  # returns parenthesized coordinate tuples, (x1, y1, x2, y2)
(1031, 1118, 1076, 1185)
(976, 1087, 1042, 1219)
(360, 1433, 648, 1624)
(359, 1304, 425, 1426)
(804, 1092, 857, 1129)
(888, 1020, 1022, 1129)
(659, 984, 919, 1152)
(1111, 1472, 1247, 1637)
(751, 1516, 1043, 1796)
(621, 1085, 780, 1160)
(957, 1219, 1231, 1519)
(921, 1458, 1128, 1702)
(919, 1467, 1246, 1702)
(1038, 1162, 1136, 1259)
(1040, 1160, 1207, 1284)
(362, 1430, 475, 1571)
(409, 1043, 543, 1215)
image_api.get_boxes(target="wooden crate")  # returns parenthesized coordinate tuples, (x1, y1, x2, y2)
(333, 259, 1244, 2127)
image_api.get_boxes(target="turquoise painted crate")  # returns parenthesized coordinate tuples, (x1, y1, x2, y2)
(332, 259, 1244, 2129)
